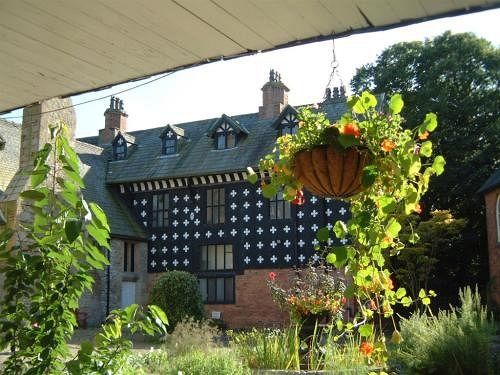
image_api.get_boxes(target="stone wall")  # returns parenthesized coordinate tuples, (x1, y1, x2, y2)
(484, 188, 500, 314)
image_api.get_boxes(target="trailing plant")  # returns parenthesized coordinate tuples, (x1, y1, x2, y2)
(248, 92, 445, 362)
(389, 286, 497, 374)
(0, 122, 167, 374)
(267, 263, 346, 321)
(150, 270, 205, 332)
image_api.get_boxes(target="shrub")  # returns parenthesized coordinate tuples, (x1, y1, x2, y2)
(163, 316, 220, 356)
(168, 348, 249, 375)
(389, 286, 497, 374)
(150, 271, 204, 332)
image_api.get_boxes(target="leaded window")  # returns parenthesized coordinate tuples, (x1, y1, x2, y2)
(200, 244, 233, 271)
(199, 244, 234, 303)
(162, 138, 177, 155)
(279, 113, 298, 136)
(270, 191, 291, 220)
(206, 188, 225, 224)
(215, 123, 236, 149)
(113, 136, 127, 160)
(152, 193, 169, 228)
(198, 277, 234, 304)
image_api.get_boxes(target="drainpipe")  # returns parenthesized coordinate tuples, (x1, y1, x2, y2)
(106, 248, 110, 319)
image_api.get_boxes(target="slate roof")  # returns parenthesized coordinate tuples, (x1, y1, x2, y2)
(101, 101, 348, 184)
(0, 119, 21, 192)
(478, 168, 500, 194)
(74, 140, 147, 240)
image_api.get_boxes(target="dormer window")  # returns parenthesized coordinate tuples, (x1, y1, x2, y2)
(208, 114, 249, 151)
(160, 125, 184, 155)
(113, 134, 127, 160)
(274, 105, 299, 137)
(216, 123, 236, 150)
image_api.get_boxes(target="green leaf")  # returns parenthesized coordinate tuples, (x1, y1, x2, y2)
(423, 113, 438, 132)
(316, 227, 330, 242)
(378, 196, 396, 214)
(422, 297, 431, 306)
(65, 219, 82, 243)
(85, 223, 110, 249)
(325, 253, 336, 265)
(385, 218, 401, 238)
(31, 166, 50, 188)
(330, 246, 348, 268)
(89, 202, 110, 232)
(389, 94, 404, 115)
(246, 167, 258, 184)
(418, 289, 426, 298)
(361, 91, 377, 109)
(401, 296, 412, 307)
(262, 184, 278, 199)
(432, 156, 446, 176)
(20, 190, 46, 201)
(396, 287, 406, 299)
(362, 165, 378, 188)
(337, 134, 361, 149)
(420, 141, 433, 157)
(348, 96, 365, 114)
(149, 305, 169, 326)
(358, 324, 373, 338)
(333, 220, 348, 239)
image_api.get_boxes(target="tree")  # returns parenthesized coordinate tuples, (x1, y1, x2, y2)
(352, 32, 500, 306)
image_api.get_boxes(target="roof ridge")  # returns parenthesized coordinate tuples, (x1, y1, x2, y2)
(0, 119, 21, 129)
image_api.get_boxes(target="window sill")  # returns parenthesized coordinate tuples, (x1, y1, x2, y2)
(211, 146, 239, 152)
(157, 154, 179, 159)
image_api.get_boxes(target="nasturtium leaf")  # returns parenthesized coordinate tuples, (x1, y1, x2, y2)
(262, 184, 278, 199)
(385, 218, 401, 238)
(333, 220, 348, 239)
(331, 246, 348, 268)
(401, 296, 412, 307)
(358, 324, 373, 338)
(432, 156, 446, 176)
(378, 196, 396, 214)
(316, 227, 330, 242)
(361, 91, 377, 109)
(418, 289, 426, 299)
(396, 287, 407, 299)
(422, 297, 431, 306)
(65, 219, 82, 243)
(326, 253, 336, 265)
(420, 141, 433, 157)
(20, 190, 46, 201)
(348, 96, 365, 114)
(389, 94, 404, 115)
(409, 158, 421, 177)
(338, 134, 361, 149)
(423, 113, 438, 132)
(246, 167, 258, 184)
(362, 165, 378, 188)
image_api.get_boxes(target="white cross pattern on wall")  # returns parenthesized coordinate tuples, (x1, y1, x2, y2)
(133, 200, 138, 206)
(183, 259, 189, 266)
(150, 260, 157, 268)
(230, 203, 237, 210)
(284, 254, 291, 262)
(310, 196, 318, 204)
(162, 260, 168, 268)
(311, 224, 318, 231)
(162, 233, 167, 240)
(194, 206, 200, 213)
(283, 225, 291, 233)
(141, 211, 146, 217)
(183, 207, 190, 214)
(173, 195, 179, 203)
(183, 219, 189, 226)
(311, 210, 318, 217)
(183, 194, 189, 202)
(172, 259, 179, 267)
(244, 256, 250, 264)
(297, 225, 304, 233)
(172, 233, 179, 240)
(230, 216, 237, 223)
(150, 247, 157, 254)
(298, 254, 305, 262)
(166, 130, 173, 138)
(194, 193, 200, 200)
(327, 238, 333, 245)
(151, 234, 157, 241)
(230, 190, 237, 197)
(243, 189, 250, 196)
(206, 231, 212, 238)
(256, 227, 263, 235)
(255, 201, 263, 209)
(270, 255, 277, 263)
(244, 242, 250, 250)
(284, 240, 291, 248)
(270, 226, 277, 234)
(243, 228, 250, 236)
(243, 201, 250, 209)
(162, 246, 167, 253)
(257, 256, 264, 263)
(298, 240, 305, 248)
(256, 213, 263, 221)
(297, 211, 304, 219)
(243, 215, 250, 222)
(194, 218, 200, 226)
(327, 223, 333, 230)
(270, 241, 277, 249)
(183, 245, 189, 252)
(256, 187, 262, 195)
(218, 230, 224, 237)
(312, 239, 319, 246)
(117, 138, 123, 145)
(312, 253, 320, 262)
(173, 208, 179, 215)
(325, 208, 333, 217)
(257, 241, 264, 249)
(230, 229, 237, 236)
(339, 207, 347, 215)
(340, 238, 348, 244)
(172, 246, 178, 253)
(172, 220, 178, 227)
(194, 231, 200, 239)
(141, 198, 147, 206)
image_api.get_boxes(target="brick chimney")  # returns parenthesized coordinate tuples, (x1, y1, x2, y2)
(258, 69, 289, 120)
(99, 96, 128, 145)
(20, 97, 76, 169)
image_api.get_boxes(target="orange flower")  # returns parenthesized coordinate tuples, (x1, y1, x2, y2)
(369, 300, 377, 311)
(381, 139, 396, 152)
(268, 272, 276, 281)
(386, 277, 394, 290)
(415, 203, 422, 214)
(419, 131, 429, 140)
(341, 123, 361, 138)
(359, 341, 374, 356)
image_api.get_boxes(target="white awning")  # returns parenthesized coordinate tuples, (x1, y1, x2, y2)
(0, 0, 498, 113)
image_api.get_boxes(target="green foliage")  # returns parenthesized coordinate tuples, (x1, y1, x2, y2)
(352, 32, 500, 305)
(394, 210, 467, 306)
(150, 270, 204, 332)
(0, 122, 167, 374)
(323, 333, 374, 374)
(167, 349, 249, 375)
(389, 286, 497, 374)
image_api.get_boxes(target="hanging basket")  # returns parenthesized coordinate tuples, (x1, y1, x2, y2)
(293, 145, 371, 198)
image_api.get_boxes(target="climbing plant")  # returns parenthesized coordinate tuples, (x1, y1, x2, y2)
(0, 122, 167, 374)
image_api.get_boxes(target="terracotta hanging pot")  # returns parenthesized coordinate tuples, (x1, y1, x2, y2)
(294, 145, 371, 198)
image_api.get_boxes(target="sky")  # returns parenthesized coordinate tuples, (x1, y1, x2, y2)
(2, 8, 499, 138)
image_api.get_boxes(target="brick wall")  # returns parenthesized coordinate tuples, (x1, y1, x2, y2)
(484, 189, 500, 313)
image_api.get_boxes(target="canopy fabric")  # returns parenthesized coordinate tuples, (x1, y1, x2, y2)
(0, 0, 498, 113)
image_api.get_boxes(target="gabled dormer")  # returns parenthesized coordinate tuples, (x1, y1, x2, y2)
(207, 114, 249, 150)
(274, 105, 298, 137)
(159, 124, 185, 155)
(111, 132, 136, 160)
